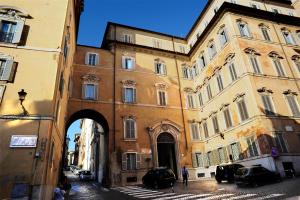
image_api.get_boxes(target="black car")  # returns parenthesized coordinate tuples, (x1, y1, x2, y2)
(234, 166, 281, 187)
(215, 164, 244, 183)
(142, 168, 176, 189)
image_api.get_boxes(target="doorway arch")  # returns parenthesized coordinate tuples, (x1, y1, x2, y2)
(64, 109, 110, 185)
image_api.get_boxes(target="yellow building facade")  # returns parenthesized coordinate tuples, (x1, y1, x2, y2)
(70, 0, 300, 186)
(0, 0, 83, 199)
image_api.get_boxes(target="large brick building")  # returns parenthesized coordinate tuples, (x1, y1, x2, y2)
(69, 0, 300, 186)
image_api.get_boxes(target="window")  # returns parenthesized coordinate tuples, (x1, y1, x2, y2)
(237, 98, 249, 121)
(223, 108, 233, 128)
(85, 53, 99, 66)
(207, 151, 213, 166)
(84, 84, 97, 100)
(286, 95, 300, 117)
(230, 143, 240, 161)
(122, 56, 135, 70)
(203, 120, 209, 138)
(219, 28, 229, 47)
(198, 92, 203, 107)
(0, 20, 16, 43)
(216, 73, 224, 92)
(0, 58, 14, 81)
(123, 34, 133, 43)
(153, 39, 161, 48)
(260, 26, 271, 41)
(294, 60, 300, 74)
(158, 90, 167, 106)
(212, 115, 220, 134)
(282, 30, 295, 45)
(206, 84, 213, 100)
(123, 87, 136, 103)
(0, 85, 6, 103)
(195, 153, 203, 167)
(237, 22, 251, 37)
(190, 123, 201, 140)
(218, 148, 225, 163)
(249, 55, 261, 74)
(179, 46, 185, 53)
(182, 66, 193, 79)
(126, 153, 137, 170)
(208, 41, 217, 59)
(229, 62, 238, 81)
(187, 93, 195, 109)
(155, 62, 167, 75)
(261, 94, 275, 116)
(274, 132, 288, 153)
(124, 118, 136, 139)
(272, 58, 285, 77)
(247, 136, 259, 157)
(198, 53, 206, 69)
(193, 64, 199, 77)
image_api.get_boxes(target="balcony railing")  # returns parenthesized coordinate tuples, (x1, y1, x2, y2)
(0, 32, 14, 43)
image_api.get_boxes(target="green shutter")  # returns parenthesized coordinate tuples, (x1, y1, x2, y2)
(136, 154, 141, 169)
(122, 153, 127, 170)
(192, 153, 197, 168)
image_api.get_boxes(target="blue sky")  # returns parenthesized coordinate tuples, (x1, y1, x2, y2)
(68, 0, 208, 151)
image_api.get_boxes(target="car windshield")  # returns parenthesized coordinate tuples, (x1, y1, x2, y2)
(236, 168, 249, 175)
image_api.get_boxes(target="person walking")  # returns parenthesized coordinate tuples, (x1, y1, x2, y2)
(182, 166, 189, 187)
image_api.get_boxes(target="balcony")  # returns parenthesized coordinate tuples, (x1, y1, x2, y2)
(0, 32, 14, 43)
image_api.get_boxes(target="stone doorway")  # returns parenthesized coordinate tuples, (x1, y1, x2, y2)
(157, 133, 178, 179)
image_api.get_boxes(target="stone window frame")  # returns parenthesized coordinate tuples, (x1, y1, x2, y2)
(244, 47, 262, 74)
(0, 7, 29, 44)
(121, 152, 141, 171)
(207, 39, 217, 60)
(218, 25, 229, 47)
(121, 80, 137, 104)
(233, 93, 250, 122)
(224, 53, 239, 82)
(198, 51, 207, 70)
(236, 19, 251, 38)
(0, 53, 16, 82)
(220, 103, 233, 129)
(291, 55, 300, 76)
(121, 54, 135, 71)
(85, 52, 99, 66)
(122, 115, 137, 140)
(268, 51, 286, 77)
(259, 23, 271, 41)
(155, 83, 168, 107)
(281, 27, 296, 45)
(81, 74, 100, 100)
(192, 152, 204, 168)
(184, 87, 196, 109)
(154, 58, 167, 76)
(182, 64, 194, 80)
(283, 90, 300, 117)
(209, 111, 220, 135)
(257, 87, 276, 116)
(189, 120, 201, 141)
(122, 33, 133, 43)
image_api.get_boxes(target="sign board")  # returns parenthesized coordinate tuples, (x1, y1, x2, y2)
(10, 135, 38, 148)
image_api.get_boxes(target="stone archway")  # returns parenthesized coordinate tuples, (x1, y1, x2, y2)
(147, 120, 182, 179)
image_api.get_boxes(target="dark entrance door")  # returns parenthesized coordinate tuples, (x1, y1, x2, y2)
(157, 133, 178, 179)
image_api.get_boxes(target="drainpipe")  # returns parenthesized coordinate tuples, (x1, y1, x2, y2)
(172, 37, 188, 150)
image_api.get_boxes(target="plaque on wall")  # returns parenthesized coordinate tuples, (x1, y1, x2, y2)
(10, 135, 38, 148)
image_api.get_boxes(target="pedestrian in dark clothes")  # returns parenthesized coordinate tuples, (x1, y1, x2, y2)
(182, 166, 189, 186)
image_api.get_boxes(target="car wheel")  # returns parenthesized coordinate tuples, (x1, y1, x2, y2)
(251, 181, 258, 187)
(216, 178, 222, 183)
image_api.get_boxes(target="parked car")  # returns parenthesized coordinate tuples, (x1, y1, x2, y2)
(79, 170, 92, 181)
(142, 168, 176, 189)
(234, 166, 281, 187)
(215, 164, 244, 183)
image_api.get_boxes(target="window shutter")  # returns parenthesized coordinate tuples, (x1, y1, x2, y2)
(82, 84, 86, 99)
(163, 64, 167, 75)
(122, 57, 126, 69)
(192, 153, 197, 168)
(1, 59, 14, 81)
(85, 53, 90, 65)
(133, 88, 136, 103)
(95, 54, 100, 65)
(132, 58, 136, 69)
(227, 145, 233, 161)
(12, 20, 25, 44)
(95, 85, 98, 100)
(8, 62, 18, 82)
(122, 88, 126, 102)
(136, 154, 141, 169)
(204, 153, 209, 167)
(122, 153, 127, 170)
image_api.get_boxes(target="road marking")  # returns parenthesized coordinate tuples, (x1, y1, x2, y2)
(126, 191, 162, 195)
(172, 194, 213, 200)
(138, 193, 176, 199)
(195, 194, 234, 200)
(223, 194, 257, 200)
(247, 194, 285, 200)
(152, 194, 194, 200)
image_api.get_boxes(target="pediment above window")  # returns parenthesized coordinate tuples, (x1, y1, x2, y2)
(81, 74, 100, 83)
(257, 87, 273, 94)
(0, 6, 30, 18)
(121, 80, 136, 86)
(224, 53, 235, 65)
(220, 103, 230, 111)
(244, 47, 260, 55)
(268, 51, 283, 59)
(184, 87, 194, 93)
(233, 93, 245, 102)
(291, 55, 300, 61)
(155, 83, 167, 90)
(283, 89, 298, 96)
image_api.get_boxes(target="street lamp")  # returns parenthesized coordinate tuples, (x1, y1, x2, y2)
(18, 89, 28, 115)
